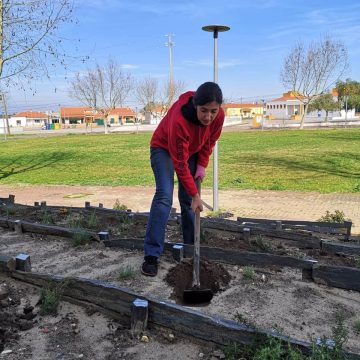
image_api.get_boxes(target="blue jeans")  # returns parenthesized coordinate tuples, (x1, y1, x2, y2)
(144, 147, 197, 258)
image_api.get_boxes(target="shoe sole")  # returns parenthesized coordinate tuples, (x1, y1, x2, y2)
(141, 268, 157, 277)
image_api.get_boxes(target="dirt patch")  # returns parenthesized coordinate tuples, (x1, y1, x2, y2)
(165, 258, 231, 304)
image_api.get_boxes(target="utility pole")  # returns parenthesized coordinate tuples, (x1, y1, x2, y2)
(165, 34, 175, 100)
(0, 93, 10, 138)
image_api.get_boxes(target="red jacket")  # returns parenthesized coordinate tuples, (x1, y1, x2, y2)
(150, 91, 225, 197)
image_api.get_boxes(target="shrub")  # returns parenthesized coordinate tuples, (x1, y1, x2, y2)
(113, 199, 128, 211)
(317, 210, 350, 224)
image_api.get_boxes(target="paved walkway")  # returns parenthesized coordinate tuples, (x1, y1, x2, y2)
(1, 184, 359, 235)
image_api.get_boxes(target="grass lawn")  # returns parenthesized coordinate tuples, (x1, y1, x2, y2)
(0, 128, 359, 193)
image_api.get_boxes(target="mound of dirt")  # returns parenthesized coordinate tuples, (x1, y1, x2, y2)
(165, 259, 231, 304)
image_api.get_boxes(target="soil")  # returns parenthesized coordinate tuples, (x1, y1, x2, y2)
(0, 186, 360, 358)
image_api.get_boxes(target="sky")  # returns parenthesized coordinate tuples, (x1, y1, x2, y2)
(5, 0, 360, 113)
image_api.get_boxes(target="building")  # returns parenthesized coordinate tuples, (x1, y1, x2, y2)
(11, 111, 48, 127)
(265, 91, 305, 120)
(60, 107, 136, 126)
(223, 103, 264, 118)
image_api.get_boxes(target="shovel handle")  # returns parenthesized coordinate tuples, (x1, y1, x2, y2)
(193, 178, 201, 288)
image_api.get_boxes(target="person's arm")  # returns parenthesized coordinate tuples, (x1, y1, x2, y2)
(168, 121, 198, 197)
(197, 109, 225, 168)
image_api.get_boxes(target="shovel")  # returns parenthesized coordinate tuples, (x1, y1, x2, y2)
(183, 179, 213, 305)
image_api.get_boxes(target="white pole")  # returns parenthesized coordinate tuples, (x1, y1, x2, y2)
(202, 25, 230, 212)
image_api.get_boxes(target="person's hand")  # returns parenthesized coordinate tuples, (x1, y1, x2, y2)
(191, 193, 203, 213)
(195, 164, 206, 182)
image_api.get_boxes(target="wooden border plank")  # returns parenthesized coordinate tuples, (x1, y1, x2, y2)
(322, 241, 360, 256)
(9, 270, 311, 353)
(104, 238, 317, 270)
(312, 265, 360, 291)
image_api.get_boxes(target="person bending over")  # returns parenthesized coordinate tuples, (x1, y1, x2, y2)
(142, 81, 225, 276)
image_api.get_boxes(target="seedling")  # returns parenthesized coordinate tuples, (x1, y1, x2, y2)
(243, 266, 256, 280)
(39, 281, 67, 316)
(118, 263, 136, 280)
(253, 235, 273, 253)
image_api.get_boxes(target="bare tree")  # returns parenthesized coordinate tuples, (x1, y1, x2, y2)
(69, 58, 134, 134)
(0, 0, 76, 85)
(135, 76, 186, 120)
(0, 0, 78, 134)
(280, 36, 348, 128)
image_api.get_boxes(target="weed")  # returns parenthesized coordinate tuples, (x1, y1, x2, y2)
(117, 212, 131, 225)
(3, 205, 16, 216)
(72, 229, 91, 247)
(355, 257, 360, 269)
(317, 210, 351, 224)
(232, 176, 244, 184)
(118, 263, 136, 280)
(234, 311, 256, 328)
(41, 209, 55, 225)
(66, 212, 83, 229)
(113, 199, 128, 211)
(253, 235, 273, 253)
(87, 210, 98, 229)
(39, 281, 67, 316)
(243, 266, 256, 280)
(353, 183, 360, 192)
(224, 314, 350, 360)
(354, 318, 360, 334)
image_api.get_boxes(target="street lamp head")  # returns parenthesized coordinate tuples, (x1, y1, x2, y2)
(202, 25, 230, 33)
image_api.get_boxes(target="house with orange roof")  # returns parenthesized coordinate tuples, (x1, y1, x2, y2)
(11, 111, 49, 127)
(60, 107, 136, 126)
(265, 91, 306, 120)
(222, 103, 264, 118)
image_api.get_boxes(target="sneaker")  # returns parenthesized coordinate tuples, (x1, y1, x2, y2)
(141, 256, 158, 276)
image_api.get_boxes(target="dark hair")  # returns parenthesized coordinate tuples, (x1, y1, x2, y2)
(193, 82, 223, 106)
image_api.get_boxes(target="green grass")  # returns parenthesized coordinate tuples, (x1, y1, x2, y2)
(1, 129, 360, 192)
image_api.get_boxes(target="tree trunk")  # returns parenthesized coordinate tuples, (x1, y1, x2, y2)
(300, 103, 310, 129)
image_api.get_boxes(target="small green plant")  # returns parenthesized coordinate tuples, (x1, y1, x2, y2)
(113, 199, 128, 211)
(87, 210, 98, 229)
(355, 257, 360, 269)
(224, 314, 350, 360)
(253, 235, 273, 253)
(317, 210, 350, 224)
(206, 209, 225, 218)
(39, 282, 67, 315)
(118, 263, 136, 280)
(41, 209, 55, 225)
(72, 229, 91, 247)
(243, 266, 256, 280)
(354, 318, 360, 334)
(353, 183, 360, 192)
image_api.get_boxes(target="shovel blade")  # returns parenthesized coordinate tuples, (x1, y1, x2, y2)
(183, 288, 213, 305)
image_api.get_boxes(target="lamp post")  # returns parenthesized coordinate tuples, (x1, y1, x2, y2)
(202, 24, 230, 212)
